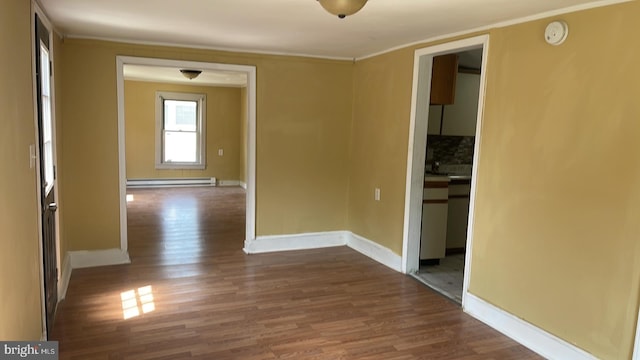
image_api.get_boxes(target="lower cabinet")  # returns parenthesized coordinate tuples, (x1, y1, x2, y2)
(420, 203, 448, 260)
(420, 179, 449, 261)
(446, 182, 471, 250)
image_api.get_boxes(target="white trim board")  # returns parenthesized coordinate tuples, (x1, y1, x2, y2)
(348, 232, 402, 273)
(58, 253, 72, 300)
(61, 249, 131, 299)
(217, 180, 242, 187)
(243, 231, 402, 273)
(464, 294, 598, 360)
(69, 248, 131, 269)
(244, 231, 348, 254)
(634, 304, 640, 360)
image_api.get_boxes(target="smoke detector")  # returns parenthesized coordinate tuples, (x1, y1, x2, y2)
(545, 21, 569, 46)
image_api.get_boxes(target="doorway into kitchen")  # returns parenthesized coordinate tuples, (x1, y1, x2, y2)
(402, 35, 489, 306)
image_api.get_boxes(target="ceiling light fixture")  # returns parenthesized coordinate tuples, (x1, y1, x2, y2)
(180, 69, 202, 80)
(317, 0, 368, 19)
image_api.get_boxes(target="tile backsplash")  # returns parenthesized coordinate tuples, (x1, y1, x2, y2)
(427, 135, 475, 166)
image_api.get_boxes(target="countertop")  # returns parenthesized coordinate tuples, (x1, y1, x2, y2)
(425, 172, 471, 182)
(425, 174, 450, 182)
(448, 174, 472, 181)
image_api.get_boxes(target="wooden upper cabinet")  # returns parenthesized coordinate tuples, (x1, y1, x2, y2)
(430, 54, 459, 105)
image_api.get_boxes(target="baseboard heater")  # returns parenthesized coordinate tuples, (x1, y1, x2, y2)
(126, 177, 217, 188)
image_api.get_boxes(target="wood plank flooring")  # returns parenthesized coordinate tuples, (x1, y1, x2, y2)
(51, 187, 541, 359)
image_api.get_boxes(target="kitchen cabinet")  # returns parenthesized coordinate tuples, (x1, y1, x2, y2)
(430, 54, 458, 105)
(446, 181, 471, 250)
(421, 177, 449, 262)
(427, 72, 480, 136)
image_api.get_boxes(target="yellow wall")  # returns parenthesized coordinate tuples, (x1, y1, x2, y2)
(350, 2, 640, 358)
(124, 81, 241, 181)
(470, 3, 640, 358)
(59, 39, 353, 250)
(0, 0, 44, 339)
(348, 48, 415, 255)
(59, 41, 122, 250)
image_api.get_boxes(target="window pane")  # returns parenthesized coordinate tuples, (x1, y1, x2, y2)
(42, 96, 51, 142)
(40, 43, 50, 97)
(40, 43, 54, 193)
(155, 92, 205, 169)
(164, 131, 197, 163)
(164, 100, 197, 131)
(44, 141, 53, 188)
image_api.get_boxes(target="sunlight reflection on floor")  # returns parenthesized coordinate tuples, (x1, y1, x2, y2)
(121, 285, 155, 320)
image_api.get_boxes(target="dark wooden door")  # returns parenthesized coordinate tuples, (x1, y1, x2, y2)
(35, 14, 58, 336)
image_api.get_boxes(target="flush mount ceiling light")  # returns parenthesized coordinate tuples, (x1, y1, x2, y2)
(180, 69, 202, 80)
(317, 0, 368, 18)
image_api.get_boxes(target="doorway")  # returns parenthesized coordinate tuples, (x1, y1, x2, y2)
(34, 11, 60, 336)
(402, 35, 489, 307)
(115, 57, 257, 255)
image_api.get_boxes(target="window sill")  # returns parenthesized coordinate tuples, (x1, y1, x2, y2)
(155, 163, 206, 170)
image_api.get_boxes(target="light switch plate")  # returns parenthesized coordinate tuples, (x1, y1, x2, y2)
(29, 144, 36, 169)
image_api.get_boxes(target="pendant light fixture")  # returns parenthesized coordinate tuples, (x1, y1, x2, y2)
(318, 0, 368, 18)
(180, 69, 202, 80)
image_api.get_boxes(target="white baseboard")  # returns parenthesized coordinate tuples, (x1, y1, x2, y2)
(218, 180, 241, 187)
(464, 293, 597, 360)
(347, 232, 402, 272)
(243, 231, 402, 273)
(58, 253, 72, 300)
(69, 248, 131, 269)
(244, 231, 348, 254)
(239, 181, 247, 189)
(633, 306, 640, 360)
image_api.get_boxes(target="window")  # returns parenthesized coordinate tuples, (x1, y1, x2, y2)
(40, 42, 54, 193)
(155, 91, 206, 169)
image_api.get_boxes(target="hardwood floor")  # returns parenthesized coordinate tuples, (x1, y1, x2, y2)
(51, 187, 541, 359)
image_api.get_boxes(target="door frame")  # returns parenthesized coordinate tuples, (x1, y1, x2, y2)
(401, 35, 489, 307)
(32, 2, 60, 339)
(115, 56, 257, 253)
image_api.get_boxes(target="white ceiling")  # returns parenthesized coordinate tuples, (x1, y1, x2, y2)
(39, 0, 622, 60)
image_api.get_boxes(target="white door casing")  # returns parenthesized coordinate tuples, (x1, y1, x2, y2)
(115, 56, 257, 254)
(401, 35, 489, 308)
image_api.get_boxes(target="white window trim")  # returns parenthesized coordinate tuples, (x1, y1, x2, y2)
(155, 91, 206, 169)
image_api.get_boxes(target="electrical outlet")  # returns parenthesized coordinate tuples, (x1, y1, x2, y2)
(218, 148, 224, 156)
(374, 188, 381, 201)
